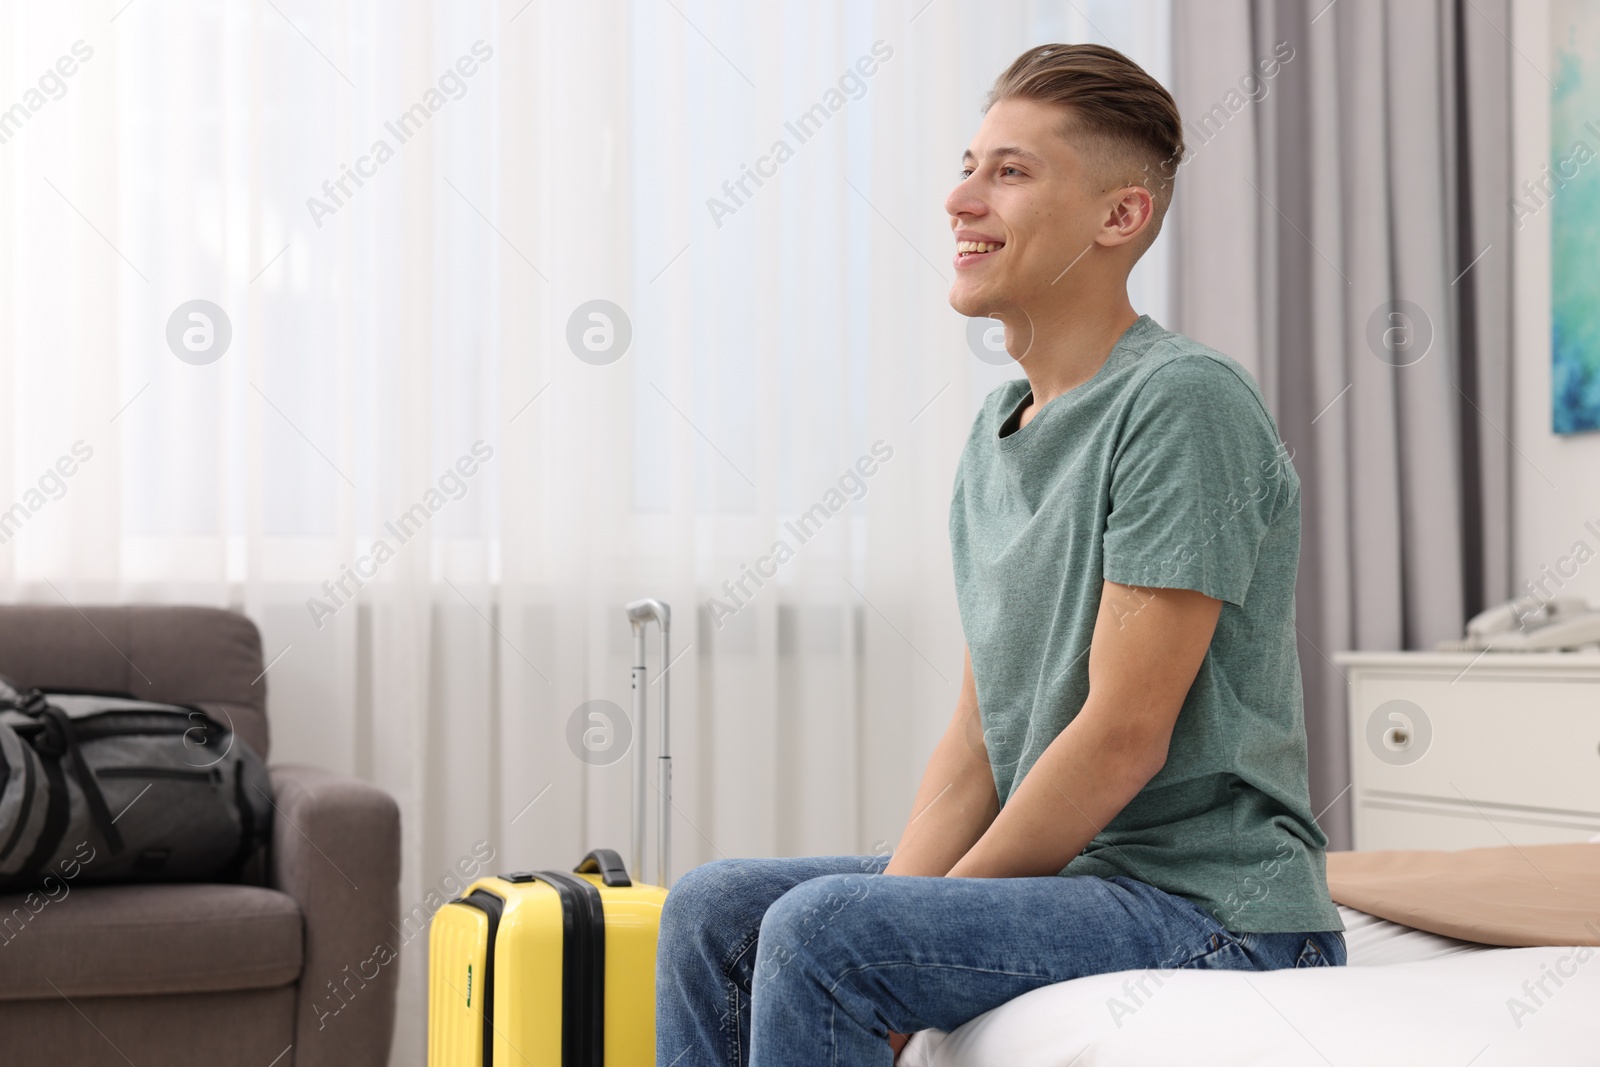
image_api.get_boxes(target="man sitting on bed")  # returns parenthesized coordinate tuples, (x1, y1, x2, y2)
(655, 42, 1347, 1067)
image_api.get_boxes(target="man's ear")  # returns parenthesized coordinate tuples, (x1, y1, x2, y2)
(1098, 185, 1155, 249)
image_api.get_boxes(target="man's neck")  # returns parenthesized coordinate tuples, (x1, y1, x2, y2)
(1001, 294, 1139, 425)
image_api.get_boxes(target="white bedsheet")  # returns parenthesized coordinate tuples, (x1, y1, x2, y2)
(900, 905, 1600, 1066)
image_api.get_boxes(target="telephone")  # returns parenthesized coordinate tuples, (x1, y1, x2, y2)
(1434, 594, 1600, 652)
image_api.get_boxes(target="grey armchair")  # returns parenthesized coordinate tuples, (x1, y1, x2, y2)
(0, 605, 401, 1067)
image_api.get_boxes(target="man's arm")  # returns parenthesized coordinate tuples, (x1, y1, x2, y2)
(882, 645, 1001, 878)
(944, 580, 1221, 879)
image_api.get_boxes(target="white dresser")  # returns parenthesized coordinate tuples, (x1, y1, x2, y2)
(1334, 651, 1600, 850)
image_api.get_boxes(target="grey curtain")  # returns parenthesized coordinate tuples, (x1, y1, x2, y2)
(1170, 0, 1514, 850)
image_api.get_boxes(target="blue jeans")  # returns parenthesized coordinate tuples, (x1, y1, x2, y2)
(655, 854, 1345, 1067)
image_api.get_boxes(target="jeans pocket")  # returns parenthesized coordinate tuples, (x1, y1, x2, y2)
(1185, 930, 1343, 971)
(1295, 931, 1345, 968)
(1177, 931, 1255, 972)
(1294, 937, 1330, 968)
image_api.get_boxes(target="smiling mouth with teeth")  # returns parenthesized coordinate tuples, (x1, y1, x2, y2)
(956, 240, 1005, 261)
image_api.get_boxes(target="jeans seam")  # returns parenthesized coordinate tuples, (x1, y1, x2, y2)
(721, 925, 761, 1067)
(721, 924, 762, 981)
(825, 959, 1055, 996)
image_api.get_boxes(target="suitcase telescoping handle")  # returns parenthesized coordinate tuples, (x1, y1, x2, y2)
(625, 598, 671, 888)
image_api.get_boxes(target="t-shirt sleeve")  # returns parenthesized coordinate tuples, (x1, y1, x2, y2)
(1101, 356, 1292, 607)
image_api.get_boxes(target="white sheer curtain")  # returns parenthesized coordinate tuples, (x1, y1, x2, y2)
(0, 0, 1170, 1059)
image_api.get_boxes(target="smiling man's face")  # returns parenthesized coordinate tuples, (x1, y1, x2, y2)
(945, 96, 1150, 321)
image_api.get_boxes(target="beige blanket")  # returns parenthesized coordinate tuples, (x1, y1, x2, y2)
(1326, 843, 1600, 947)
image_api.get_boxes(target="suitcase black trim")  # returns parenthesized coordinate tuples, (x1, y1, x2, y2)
(454, 888, 506, 1066)
(529, 870, 606, 1067)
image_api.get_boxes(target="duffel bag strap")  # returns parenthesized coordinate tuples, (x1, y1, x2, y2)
(10, 745, 70, 887)
(38, 703, 125, 857)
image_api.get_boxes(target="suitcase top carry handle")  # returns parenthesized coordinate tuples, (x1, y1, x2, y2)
(573, 847, 633, 887)
(626, 598, 671, 889)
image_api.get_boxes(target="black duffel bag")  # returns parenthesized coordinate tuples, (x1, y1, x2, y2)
(0, 673, 273, 893)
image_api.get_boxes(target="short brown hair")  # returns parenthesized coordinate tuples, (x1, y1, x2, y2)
(985, 43, 1185, 256)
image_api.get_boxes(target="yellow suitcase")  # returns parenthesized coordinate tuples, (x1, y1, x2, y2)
(429, 599, 675, 1067)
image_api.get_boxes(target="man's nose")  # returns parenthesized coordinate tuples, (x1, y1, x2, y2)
(946, 183, 985, 222)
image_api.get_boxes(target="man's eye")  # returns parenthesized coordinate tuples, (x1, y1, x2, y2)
(960, 163, 1024, 178)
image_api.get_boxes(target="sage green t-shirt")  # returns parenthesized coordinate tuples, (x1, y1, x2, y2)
(949, 313, 1343, 934)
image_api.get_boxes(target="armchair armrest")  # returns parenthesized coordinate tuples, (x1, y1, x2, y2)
(268, 764, 401, 1067)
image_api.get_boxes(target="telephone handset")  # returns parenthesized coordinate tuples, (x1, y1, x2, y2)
(1434, 595, 1600, 652)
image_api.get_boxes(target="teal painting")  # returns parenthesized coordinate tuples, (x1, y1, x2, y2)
(1552, 0, 1600, 433)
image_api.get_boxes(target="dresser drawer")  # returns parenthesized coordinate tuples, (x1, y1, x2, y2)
(1352, 793, 1600, 851)
(1348, 672, 1600, 819)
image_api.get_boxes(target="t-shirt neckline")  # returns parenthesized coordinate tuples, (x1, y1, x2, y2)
(996, 314, 1156, 450)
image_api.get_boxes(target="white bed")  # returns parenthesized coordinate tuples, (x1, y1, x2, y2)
(901, 901, 1600, 1066)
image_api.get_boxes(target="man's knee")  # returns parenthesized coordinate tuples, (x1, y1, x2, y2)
(661, 857, 748, 942)
(757, 871, 878, 963)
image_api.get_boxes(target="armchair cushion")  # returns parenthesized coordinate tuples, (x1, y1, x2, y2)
(0, 882, 302, 1000)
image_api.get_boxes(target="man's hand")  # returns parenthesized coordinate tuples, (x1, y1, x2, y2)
(944, 579, 1221, 879)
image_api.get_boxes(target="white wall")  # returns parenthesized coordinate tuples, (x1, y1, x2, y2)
(1512, 0, 1600, 605)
